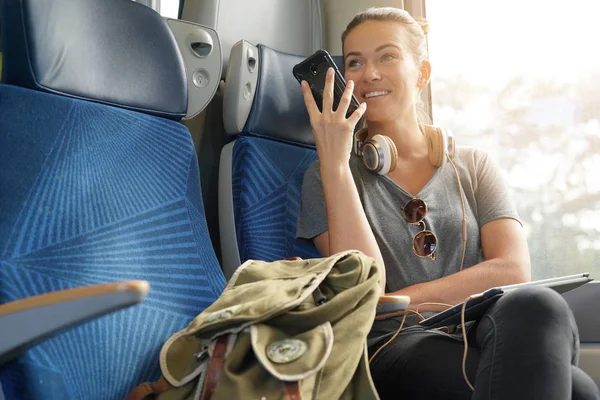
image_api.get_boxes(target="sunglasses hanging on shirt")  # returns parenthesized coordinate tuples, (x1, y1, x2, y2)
(354, 124, 467, 271)
(402, 198, 438, 260)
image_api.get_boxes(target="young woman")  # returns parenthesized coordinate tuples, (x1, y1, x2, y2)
(296, 7, 599, 400)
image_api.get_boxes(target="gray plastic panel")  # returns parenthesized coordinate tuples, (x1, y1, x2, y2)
(563, 281, 600, 343)
(223, 40, 259, 135)
(0, 289, 146, 365)
(166, 18, 223, 120)
(218, 141, 241, 279)
(134, 0, 161, 13)
(564, 281, 600, 387)
(183, 0, 323, 77)
(579, 345, 600, 388)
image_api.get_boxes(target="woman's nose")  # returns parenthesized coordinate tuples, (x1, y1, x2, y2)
(362, 61, 382, 82)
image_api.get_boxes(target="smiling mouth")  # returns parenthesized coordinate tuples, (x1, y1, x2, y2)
(364, 90, 390, 99)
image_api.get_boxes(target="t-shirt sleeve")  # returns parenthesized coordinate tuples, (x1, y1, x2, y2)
(474, 150, 522, 228)
(296, 161, 329, 240)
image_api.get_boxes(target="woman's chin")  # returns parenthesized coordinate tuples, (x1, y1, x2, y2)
(365, 104, 413, 124)
(364, 110, 395, 123)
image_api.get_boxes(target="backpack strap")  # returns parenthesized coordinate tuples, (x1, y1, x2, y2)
(200, 334, 230, 400)
(283, 381, 301, 400)
(124, 377, 173, 400)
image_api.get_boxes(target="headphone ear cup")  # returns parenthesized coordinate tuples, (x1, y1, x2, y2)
(383, 135, 398, 173)
(363, 135, 397, 175)
(426, 126, 446, 168)
(354, 127, 369, 151)
(361, 141, 380, 172)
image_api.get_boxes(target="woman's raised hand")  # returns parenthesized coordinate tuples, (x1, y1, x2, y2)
(301, 67, 366, 170)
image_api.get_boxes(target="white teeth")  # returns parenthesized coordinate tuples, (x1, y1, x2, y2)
(365, 91, 390, 98)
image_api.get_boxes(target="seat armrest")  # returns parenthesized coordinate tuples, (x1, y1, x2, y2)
(0, 280, 150, 365)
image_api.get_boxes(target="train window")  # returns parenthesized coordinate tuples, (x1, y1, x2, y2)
(131, 0, 180, 18)
(427, 0, 600, 279)
(160, 0, 180, 18)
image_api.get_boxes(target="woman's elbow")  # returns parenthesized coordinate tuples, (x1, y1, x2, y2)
(513, 258, 532, 283)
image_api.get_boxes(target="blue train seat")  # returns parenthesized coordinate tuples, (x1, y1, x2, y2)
(0, 0, 225, 398)
(218, 42, 344, 278)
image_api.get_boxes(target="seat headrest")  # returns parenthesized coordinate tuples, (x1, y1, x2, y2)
(223, 43, 347, 147)
(1, 0, 188, 120)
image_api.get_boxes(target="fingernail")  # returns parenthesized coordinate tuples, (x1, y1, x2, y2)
(328, 68, 334, 76)
(348, 80, 354, 87)
(301, 81, 307, 88)
(361, 102, 367, 109)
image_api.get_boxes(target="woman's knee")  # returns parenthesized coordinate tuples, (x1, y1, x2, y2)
(498, 286, 570, 317)
(572, 365, 600, 400)
(488, 286, 578, 342)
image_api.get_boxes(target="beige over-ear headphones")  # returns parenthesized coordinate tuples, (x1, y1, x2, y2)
(354, 124, 456, 175)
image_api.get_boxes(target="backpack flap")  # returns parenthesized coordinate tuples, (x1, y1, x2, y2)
(206, 322, 334, 399)
(250, 322, 333, 382)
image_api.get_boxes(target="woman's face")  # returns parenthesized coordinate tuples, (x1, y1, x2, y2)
(343, 20, 424, 123)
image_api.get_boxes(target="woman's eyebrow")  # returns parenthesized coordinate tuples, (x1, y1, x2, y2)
(344, 43, 402, 59)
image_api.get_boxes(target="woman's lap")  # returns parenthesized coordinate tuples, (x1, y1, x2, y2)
(368, 327, 479, 400)
(368, 287, 600, 400)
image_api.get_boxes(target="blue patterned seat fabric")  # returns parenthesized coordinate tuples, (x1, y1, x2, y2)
(0, 84, 225, 400)
(0, 0, 225, 398)
(232, 136, 320, 262)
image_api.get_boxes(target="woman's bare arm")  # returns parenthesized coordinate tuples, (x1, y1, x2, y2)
(301, 67, 386, 293)
(313, 165, 387, 293)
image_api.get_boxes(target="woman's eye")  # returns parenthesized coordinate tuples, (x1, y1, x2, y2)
(348, 59, 361, 68)
(381, 54, 396, 62)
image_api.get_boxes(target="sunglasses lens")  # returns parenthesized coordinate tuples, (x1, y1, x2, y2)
(403, 199, 427, 224)
(413, 230, 437, 257)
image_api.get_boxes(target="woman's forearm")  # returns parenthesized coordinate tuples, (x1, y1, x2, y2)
(389, 258, 529, 311)
(321, 164, 386, 292)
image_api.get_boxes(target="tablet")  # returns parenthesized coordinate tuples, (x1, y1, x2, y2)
(499, 273, 591, 294)
(419, 273, 592, 329)
(419, 287, 504, 329)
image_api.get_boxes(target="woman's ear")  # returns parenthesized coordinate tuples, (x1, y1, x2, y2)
(417, 60, 431, 89)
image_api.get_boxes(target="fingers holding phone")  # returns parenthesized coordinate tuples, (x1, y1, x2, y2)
(321, 67, 335, 116)
(300, 71, 365, 129)
(300, 71, 366, 169)
(338, 76, 367, 127)
(294, 51, 366, 168)
(300, 80, 320, 120)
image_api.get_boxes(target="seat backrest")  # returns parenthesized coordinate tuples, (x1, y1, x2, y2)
(0, 0, 225, 399)
(219, 42, 345, 278)
(179, 0, 325, 269)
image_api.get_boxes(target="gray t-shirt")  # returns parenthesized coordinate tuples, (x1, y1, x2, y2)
(296, 147, 521, 292)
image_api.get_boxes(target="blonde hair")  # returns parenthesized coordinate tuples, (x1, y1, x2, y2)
(342, 7, 431, 123)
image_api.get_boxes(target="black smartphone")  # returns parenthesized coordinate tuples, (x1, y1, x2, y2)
(292, 49, 360, 118)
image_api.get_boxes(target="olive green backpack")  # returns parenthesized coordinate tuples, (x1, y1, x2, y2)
(126, 250, 382, 400)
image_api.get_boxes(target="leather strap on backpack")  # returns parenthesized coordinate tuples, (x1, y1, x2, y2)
(283, 381, 302, 400)
(124, 377, 173, 400)
(200, 334, 230, 400)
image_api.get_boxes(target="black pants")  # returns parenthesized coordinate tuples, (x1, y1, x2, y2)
(368, 287, 600, 400)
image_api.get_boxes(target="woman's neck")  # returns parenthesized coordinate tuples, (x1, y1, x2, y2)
(366, 112, 428, 159)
